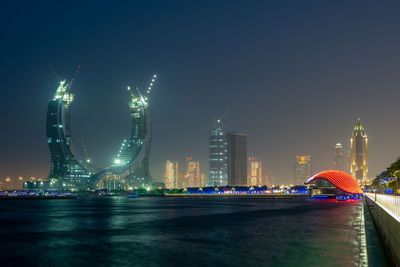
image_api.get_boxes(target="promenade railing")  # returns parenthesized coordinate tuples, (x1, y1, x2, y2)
(365, 193, 400, 222)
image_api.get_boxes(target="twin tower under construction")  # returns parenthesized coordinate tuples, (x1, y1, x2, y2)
(45, 70, 156, 191)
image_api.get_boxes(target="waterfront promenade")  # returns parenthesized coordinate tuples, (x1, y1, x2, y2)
(365, 193, 400, 265)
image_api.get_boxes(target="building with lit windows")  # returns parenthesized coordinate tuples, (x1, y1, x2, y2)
(46, 74, 157, 191)
(46, 80, 93, 190)
(350, 119, 368, 184)
(333, 143, 345, 171)
(248, 157, 262, 186)
(185, 159, 201, 188)
(164, 161, 179, 189)
(227, 132, 247, 186)
(209, 119, 228, 186)
(294, 155, 312, 185)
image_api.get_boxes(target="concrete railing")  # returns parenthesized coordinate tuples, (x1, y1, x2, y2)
(365, 193, 400, 222)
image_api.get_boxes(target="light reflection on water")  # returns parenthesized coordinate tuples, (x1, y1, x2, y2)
(0, 197, 387, 266)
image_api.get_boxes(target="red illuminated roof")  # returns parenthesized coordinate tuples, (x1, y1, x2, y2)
(305, 170, 363, 194)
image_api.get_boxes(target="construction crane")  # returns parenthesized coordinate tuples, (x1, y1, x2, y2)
(49, 65, 62, 81)
(126, 86, 136, 99)
(126, 74, 157, 104)
(80, 137, 91, 163)
(145, 74, 157, 96)
(215, 108, 230, 125)
(66, 65, 80, 92)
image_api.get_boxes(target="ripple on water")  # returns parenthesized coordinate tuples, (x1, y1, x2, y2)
(0, 198, 386, 266)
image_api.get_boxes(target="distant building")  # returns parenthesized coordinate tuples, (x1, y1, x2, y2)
(163, 161, 179, 189)
(200, 173, 206, 188)
(185, 158, 200, 188)
(227, 133, 247, 186)
(177, 172, 185, 189)
(263, 174, 275, 187)
(294, 155, 312, 185)
(333, 143, 345, 171)
(350, 119, 368, 184)
(209, 119, 228, 187)
(248, 157, 262, 186)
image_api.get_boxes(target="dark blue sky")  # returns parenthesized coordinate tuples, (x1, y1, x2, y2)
(1, 1, 400, 184)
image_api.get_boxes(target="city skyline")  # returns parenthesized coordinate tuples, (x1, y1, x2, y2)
(2, 1, 400, 185)
(1, 2, 400, 266)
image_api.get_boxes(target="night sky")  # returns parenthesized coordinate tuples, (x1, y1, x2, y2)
(1, 1, 400, 185)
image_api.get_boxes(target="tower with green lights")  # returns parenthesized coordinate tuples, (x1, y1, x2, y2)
(46, 79, 93, 190)
(46, 73, 156, 191)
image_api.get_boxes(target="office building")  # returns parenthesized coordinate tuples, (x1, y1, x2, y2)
(248, 157, 262, 186)
(185, 158, 201, 188)
(294, 155, 312, 185)
(227, 132, 247, 186)
(163, 161, 179, 189)
(350, 119, 368, 184)
(209, 119, 228, 186)
(333, 143, 345, 171)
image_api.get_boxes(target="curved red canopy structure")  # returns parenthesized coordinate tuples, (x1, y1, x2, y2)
(305, 170, 363, 194)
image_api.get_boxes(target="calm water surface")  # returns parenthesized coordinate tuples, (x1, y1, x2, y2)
(0, 197, 387, 266)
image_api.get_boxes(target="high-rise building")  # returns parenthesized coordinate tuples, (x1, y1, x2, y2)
(163, 161, 179, 189)
(46, 75, 156, 191)
(176, 172, 185, 189)
(209, 119, 228, 186)
(333, 143, 345, 171)
(248, 157, 262, 186)
(47, 80, 92, 190)
(200, 173, 206, 188)
(350, 119, 368, 184)
(185, 158, 201, 188)
(227, 132, 247, 186)
(294, 155, 312, 185)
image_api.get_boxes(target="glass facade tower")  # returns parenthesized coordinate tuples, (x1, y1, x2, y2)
(46, 80, 92, 190)
(209, 120, 228, 187)
(333, 143, 345, 171)
(350, 119, 368, 184)
(227, 132, 248, 186)
(46, 74, 156, 191)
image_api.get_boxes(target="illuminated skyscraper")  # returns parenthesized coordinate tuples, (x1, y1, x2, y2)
(333, 143, 345, 171)
(294, 155, 312, 185)
(185, 158, 200, 188)
(47, 80, 92, 190)
(209, 119, 228, 186)
(227, 132, 247, 186)
(248, 157, 262, 186)
(350, 119, 368, 183)
(46, 74, 157, 191)
(163, 161, 179, 189)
